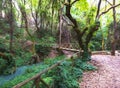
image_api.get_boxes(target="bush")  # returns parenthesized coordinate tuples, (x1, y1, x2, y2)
(48, 59, 85, 88)
(0, 58, 7, 74)
(1, 56, 97, 88)
(15, 52, 32, 67)
(0, 54, 16, 75)
(74, 58, 97, 71)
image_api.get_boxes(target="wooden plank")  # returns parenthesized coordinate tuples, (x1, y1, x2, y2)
(59, 47, 80, 52)
(92, 51, 111, 55)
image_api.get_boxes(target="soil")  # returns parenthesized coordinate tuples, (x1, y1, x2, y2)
(80, 55, 120, 88)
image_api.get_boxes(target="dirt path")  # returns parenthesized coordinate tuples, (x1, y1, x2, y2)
(80, 55, 120, 88)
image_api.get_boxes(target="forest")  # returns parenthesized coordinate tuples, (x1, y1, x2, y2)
(0, 0, 120, 88)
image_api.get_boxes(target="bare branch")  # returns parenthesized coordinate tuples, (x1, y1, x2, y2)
(106, 0, 113, 6)
(98, 3, 120, 19)
(96, 0, 102, 19)
(71, 0, 79, 5)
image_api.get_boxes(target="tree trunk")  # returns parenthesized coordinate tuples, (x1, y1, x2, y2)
(9, 0, 14, 53)
(66, 0, 101, 61)
(111, 0, 117, 56)
(58, 8, 63, 46)
(80, 45, 90, 61)
(19, 1, 36, 55)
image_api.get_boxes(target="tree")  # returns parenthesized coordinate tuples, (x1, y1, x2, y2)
(62, 0, 120, 60)
(64, 0, 100, 61)
(9, 0, 14, 53)
(111, 0, 117, 55)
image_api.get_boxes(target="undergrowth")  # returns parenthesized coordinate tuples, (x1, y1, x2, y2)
(46, 57, 97, 88)
(1, 56, 97, 88)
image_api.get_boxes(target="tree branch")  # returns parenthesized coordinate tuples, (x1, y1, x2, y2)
(81, 27, 88, 36)
(98, 3, 120, 19)
(85, 25, 99, 46)
(65, 0, 84, 49)
(96, 0, 101, 19)
(71, 0, 79, 5)
(106, 0, 112, 6)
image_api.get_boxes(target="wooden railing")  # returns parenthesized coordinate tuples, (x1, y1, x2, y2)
(13, 51, 79, 88)
(13, 49, 112, 88)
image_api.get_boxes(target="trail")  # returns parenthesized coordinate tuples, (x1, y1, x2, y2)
(80, 55, 120, 88)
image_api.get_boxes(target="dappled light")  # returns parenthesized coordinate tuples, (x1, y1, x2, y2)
(0, 0, 120, 88)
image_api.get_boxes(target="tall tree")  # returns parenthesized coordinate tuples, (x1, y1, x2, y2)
(9, 0, 14, 53)
(64, 0, 120, 60)
(111, 0, 117, 55)
(65, 0, 100, 61)
(18, 0, 36, 55)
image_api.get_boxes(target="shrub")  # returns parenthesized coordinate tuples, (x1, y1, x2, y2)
(49, 60, 83, 88)
(0, 58, 7, 74)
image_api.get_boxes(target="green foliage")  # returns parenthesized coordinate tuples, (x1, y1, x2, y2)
(0, 40, 8, 52)
(1, 55, 97, 88)
(0, 54, 16, 75)
(34, 29, 56, 57)
(82, 51, 91, 61)
(0, 0, 117, 87)
(0, 18, 10, 34)
(74, 58, 97, 71)
(1, 63, 49, 88)
(0, 58, 7, 74)
(50, 61, 80, 88)
(35, 44, 51, 57)
(0, 38, 16, 75)
(72, 0, 89, 12)
(44, 55, 65, 65)
(79, 62, 97, 71)
(35, 28, 56, 47)
(48, 57, 96, 88)
(15, 52, 32, 67)
(0, 56, 64, 88)
(39, 77, 53, 88)
(37, 36, 56, 47)
(14, 28, 24, 39)
(89, 30, 102, 51)
(89, 41, 101, 51)
(86, 7, 96, 25)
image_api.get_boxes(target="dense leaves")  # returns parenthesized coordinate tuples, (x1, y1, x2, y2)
(0, 0, 120, 87)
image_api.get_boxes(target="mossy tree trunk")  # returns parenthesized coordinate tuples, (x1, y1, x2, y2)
(19, 1, 36, 55)
(64, 0, 120, 60)
(65, 0, 100, 61)
(111, 0, 117, 56)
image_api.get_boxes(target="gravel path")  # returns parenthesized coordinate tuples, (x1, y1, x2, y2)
(80, 55, 120, 88)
